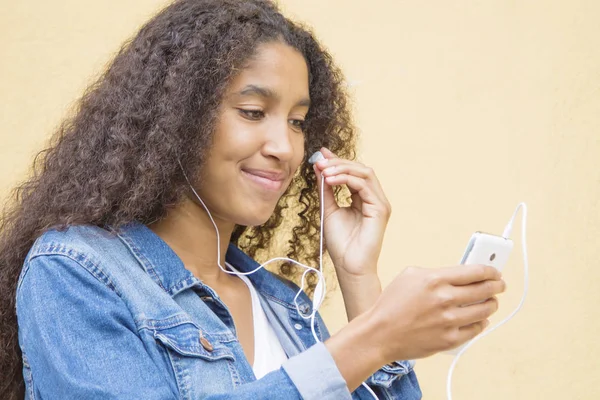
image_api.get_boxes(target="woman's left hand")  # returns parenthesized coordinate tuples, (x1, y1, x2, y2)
(313, 148, 391, 317)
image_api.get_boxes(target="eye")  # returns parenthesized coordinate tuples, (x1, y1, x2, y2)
(289, 119, 306, 132)
(238, 109, 265, 121)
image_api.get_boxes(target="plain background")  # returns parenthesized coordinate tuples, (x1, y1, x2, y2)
(1, 1, 599, 399)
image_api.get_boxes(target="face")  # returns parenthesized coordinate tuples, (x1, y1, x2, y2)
(194, 41, 310, 227)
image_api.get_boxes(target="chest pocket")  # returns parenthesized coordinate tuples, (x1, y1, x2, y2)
(151, 317, 237, 399)
(153, 318, 235, 362)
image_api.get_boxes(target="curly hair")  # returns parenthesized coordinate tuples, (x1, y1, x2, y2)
(0, 0, 356, 397)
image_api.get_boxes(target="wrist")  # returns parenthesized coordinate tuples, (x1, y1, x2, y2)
(336, 271, 382, 320)
(325, 311, 387, 391)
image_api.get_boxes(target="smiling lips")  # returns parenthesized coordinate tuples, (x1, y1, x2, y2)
(241, 168, 286, 191)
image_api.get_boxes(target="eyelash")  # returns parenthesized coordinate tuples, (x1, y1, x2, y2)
(238, 109, 306, 132)
(239, 109, 264, 121)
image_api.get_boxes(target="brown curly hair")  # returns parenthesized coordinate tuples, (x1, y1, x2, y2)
(0, 0, 356, 397)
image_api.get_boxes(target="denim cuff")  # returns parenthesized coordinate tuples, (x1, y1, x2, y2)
(282, 342, 352, 400)
(367, 359, 416, 389)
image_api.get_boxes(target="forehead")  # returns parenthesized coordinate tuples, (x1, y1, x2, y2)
(227, 41, 310, 97)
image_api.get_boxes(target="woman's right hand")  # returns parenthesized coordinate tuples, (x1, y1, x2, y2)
(368, 264, 505, 361)
(326, 264, 505, 391)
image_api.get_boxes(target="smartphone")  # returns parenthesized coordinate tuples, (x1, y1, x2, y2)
(445, 232, 513, 355)
(460, 232, 513, 272)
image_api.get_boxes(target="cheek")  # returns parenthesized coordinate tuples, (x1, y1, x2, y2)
(287, 148, 306, 185)
(292, 135, 306, 165)
(210, 119, 258, 167)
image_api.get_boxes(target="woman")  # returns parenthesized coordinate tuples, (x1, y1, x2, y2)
(0, 0, 505, 398)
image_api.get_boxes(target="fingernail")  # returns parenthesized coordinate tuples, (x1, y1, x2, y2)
(316, 159, 329, 167)
(322, 166, 336, 175)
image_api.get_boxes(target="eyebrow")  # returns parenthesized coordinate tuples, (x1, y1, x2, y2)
(236, 84, 311, 107)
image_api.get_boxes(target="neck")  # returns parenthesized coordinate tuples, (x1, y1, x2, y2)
(149, 196, 236, 286)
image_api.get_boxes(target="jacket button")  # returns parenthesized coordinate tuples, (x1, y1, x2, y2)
(299, 304, 310, 315)
(199, 332, 213, 352)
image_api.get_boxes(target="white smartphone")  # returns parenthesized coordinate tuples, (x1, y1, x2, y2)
(445, 232, 513, 355)
(460, 231, 513, 271)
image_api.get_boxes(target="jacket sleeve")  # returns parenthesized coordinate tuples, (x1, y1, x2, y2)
(359, 364, 422, 400)
(16, 254, 353, 400)
(311, 303, 422, 399)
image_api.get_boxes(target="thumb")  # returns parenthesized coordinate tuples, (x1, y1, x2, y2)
(313, 163, 339, 217)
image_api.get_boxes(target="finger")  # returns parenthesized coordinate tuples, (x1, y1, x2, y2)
(324, 173, 379, 207)
(315, 150, 379, 190)
(455, 319, 489, 344)
(316, 158, 376, 184)
(444, 264, 502, 286)
(316, 149, 392, 214)
(453, 297, 499, 327)
(313, 150, 368, 214)
(313, 164, 339, 216)
(322, 162, 390, 205)
(315, 156, 367, 173)
(321, 162, 372, 180)
(319, 147, 339, 160)
(314, 148, 339, 170)
(454, 279, 506, 306)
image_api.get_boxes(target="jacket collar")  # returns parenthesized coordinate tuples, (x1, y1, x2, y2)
(114, 222, 312, 312)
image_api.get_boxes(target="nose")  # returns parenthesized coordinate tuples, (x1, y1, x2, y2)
(261, 118, 296, 162)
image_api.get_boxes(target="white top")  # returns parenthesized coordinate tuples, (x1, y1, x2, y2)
(226, 263, 288, 379)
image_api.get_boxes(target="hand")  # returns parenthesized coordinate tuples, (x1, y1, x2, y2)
(313, 148, 391, 278)
(367, 264, 505, 361)
(325, 264, 505, 391)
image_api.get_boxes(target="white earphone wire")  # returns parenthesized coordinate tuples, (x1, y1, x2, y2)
(178, 159, 378, 398)
(446, 203, 529, 400)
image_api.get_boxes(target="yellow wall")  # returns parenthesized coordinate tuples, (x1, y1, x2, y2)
(1, 1, 598, 399)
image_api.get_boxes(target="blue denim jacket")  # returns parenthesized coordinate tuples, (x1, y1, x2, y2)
(16, 223, 421, 399)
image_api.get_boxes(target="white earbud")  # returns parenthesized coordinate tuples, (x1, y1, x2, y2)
(308, 151, 325, 164)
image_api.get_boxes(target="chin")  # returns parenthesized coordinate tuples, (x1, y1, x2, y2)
(236, 204, 278, 227)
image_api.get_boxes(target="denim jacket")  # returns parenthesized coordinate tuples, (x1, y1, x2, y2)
(16, 223, 422, 399)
